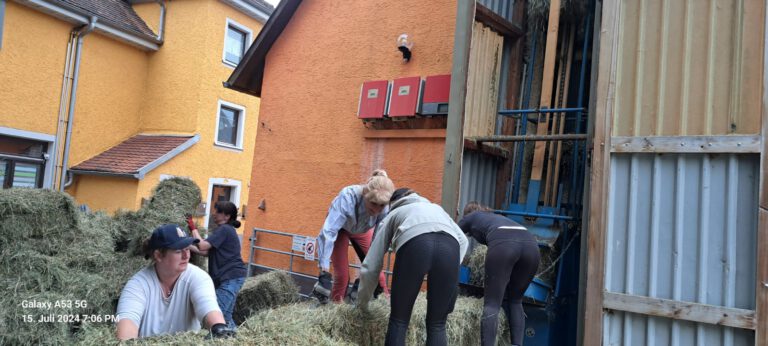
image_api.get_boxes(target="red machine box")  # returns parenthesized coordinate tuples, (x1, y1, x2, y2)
(387, 76, 422, 118)
(357, 80, 391, 119)
(420, 74, 451, 115)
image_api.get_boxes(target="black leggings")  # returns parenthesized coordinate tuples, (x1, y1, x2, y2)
(386, 232, 460, 346)
(482, 236, 540, 346)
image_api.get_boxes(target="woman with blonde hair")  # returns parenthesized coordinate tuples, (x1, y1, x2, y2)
(313, 169, 394, 302)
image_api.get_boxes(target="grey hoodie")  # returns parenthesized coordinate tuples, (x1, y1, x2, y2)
(357, 193, 468, 308)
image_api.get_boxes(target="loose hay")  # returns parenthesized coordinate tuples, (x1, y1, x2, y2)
(1, 177, 203, 345)
(233, 271, 300, 325)
(77, 295, 511, 345)
(464, 243, 557, 287)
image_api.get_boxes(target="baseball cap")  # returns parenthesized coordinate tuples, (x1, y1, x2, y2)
(148, 224, 200, 250)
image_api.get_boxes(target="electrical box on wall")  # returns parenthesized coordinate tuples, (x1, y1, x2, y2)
(387, 76, 422, 118)
(420, 74, 451, 115)
(358, 80, 391, 119)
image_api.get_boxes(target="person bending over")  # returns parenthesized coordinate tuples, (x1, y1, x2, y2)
(458, 202, 540, 346)
(357, 188, 468, 346)
(313, 169, 394, 302)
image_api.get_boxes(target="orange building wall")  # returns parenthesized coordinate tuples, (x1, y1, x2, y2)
(241, 0, 457, 274)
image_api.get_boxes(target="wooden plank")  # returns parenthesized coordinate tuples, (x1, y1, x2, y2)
(463, 139, 511, 159)
(544, 25, 570, 206)
(530, 0, 561, 182)
(362, 129, 446, 139)
(475, 3, 523, 38)
(758, 209, 768, 345)
(549, 26, 576, 206)
(757, 2, 768, 343)
(440, 0, 474, 219)
(610, 135, 762, 153)
(583, 0, 621, 344)
(603, 292, 756, 330)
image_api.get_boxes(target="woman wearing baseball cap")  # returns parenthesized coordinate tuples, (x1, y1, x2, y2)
(115, 224, 232, 340)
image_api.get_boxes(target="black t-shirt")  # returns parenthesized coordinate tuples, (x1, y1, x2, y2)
(457, 211, 534, 245)
(207, 224, 246, 285)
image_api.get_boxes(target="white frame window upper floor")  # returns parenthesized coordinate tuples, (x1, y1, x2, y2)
(215, 100, 246, 150)
(222, 18, 253, 68)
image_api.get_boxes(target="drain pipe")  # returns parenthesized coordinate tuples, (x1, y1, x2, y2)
(59, 16, 97, 191)
(155, 0, 166, 42)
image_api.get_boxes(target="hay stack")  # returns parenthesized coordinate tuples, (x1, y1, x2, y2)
(76, 295, 510, 345)
(1, 177, 203, 345)
(233, 271, 300, 325)
(0, 190, 116, 345)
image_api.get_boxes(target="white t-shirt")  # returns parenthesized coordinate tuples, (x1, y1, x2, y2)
(116, 264, 221, 338)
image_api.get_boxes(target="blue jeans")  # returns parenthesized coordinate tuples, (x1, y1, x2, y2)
(215, 277, 245, 328)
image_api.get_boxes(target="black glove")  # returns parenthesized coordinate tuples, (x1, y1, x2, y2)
(312, 271, 332, 303)
(207, 323, 236, 339)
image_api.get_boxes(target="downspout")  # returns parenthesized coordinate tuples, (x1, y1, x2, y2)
(59, 17, 96, 191)
(155, 0, 165, 42)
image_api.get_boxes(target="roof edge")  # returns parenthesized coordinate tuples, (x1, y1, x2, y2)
(225, 0, 302, 97)
(219, 0, 273, 23)
(68, 169, 138, 179)
(16, 0, 161, 51)
(135, 134, 200, 179)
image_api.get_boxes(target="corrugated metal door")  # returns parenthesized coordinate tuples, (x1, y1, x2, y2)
(583, 0, 768, 345)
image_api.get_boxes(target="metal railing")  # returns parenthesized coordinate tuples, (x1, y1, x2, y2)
(246, 227, 395, 288)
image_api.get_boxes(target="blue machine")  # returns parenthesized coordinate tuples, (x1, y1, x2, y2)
(458, 8, 593, 346)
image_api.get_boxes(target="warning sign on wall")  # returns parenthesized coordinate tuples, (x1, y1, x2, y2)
(303, 237, 316, 261)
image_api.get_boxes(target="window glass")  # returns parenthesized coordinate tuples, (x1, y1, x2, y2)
(217, 106, 240, 146)
(11, 162, 40, 188)
(0, 160, 6, 188)
(225, 26, 246, 64)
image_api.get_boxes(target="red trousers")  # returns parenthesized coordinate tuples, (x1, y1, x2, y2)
(331, 229, 390, 302)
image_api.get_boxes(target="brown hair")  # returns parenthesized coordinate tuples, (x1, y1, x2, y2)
(462, 201, 493, 216)
(141, 238, 168, 260)
(363, 169, 394, 205)
(214, 201, 241, 228)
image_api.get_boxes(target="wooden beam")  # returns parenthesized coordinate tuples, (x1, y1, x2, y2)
(475, 4, 523, 38)
(463, 139, 511, 159)
(362, 129, 446, 139)
(547, 25, 576, 206)
(441, 0, 474, 219)
(583, 0, 621, 344)
(610, 135, 762, 153)
(529, 0, 562, 182)
(758, 209, 768, 345)
(603, 292, 756, 330)
(577, 2, 602, 345)
(757, 1, 768, 343)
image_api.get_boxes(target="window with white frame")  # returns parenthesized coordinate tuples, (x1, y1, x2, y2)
(215, 100, 246, 149)
(223, 19, 252, 67)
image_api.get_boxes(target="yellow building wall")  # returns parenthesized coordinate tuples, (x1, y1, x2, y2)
(0, 2, 70, 135)
(65, 34, 147, 166)
(71, 175, 139, 213)
(0, 1, 263, 221)
(134, 0, 265, 231)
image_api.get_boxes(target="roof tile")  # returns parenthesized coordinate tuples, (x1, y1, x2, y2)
(71, 135, 192, 175)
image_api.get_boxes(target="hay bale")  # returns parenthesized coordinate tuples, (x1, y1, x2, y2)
(464, 244, 556, 287)
(0, 189, 118, 345)
(0, 188, 78, 240)
(75, 295, 510, 345)
(1, 178, 203, 345)
(233, 271, 299, 325)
